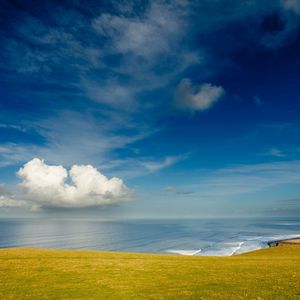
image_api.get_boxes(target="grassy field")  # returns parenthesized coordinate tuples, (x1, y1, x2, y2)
(0, 246, 299, 299)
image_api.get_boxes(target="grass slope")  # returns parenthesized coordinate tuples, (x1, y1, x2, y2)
(0, 246, 299, 299)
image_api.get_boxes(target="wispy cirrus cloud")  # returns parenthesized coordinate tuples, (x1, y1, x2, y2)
(254, 96, 263, 106)
(268, 147, 285, 157)
(156, 160, 300, 207)
(141, 154, 188, 172)
(0, 110, 153, 169)
(98, 153, 189, 180)
(281, 0, 300, 14)
(0, 0, 202, 174)
(164, 186, 194, 195)
(192, 160, 300, 199)
(92, 2, 185, 59)
(0, 143, 40, 168)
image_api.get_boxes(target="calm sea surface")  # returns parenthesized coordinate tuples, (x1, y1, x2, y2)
(0, 217, 299, 256)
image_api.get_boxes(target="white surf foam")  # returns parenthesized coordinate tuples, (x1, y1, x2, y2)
(166, 233, 300, 256)
(231, 242, 245, 255)
(166, 249, 202, 256)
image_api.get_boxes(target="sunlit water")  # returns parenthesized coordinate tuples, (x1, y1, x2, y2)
(0, 217, 299, 256)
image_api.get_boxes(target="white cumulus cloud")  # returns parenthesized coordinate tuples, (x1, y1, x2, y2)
(0, 196, 28, 208)
(175, 79, 225, 112)
(16, 158, 130, 208)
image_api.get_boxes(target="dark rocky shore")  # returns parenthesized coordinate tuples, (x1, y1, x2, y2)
(268, 238, 300, 247)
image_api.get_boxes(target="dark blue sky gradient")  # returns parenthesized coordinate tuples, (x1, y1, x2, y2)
(0, 0, 300, 217)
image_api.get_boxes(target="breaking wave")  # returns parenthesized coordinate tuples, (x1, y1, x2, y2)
(165, 234, 300, 256)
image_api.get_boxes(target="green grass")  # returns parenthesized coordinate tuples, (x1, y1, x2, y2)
(0, 246, 299, 299)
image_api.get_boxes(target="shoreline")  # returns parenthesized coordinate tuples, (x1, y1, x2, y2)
(0, 236, 299, 257)
(268, 237, 300, 247)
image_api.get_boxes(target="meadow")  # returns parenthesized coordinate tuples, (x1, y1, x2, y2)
(0, 246, 299, 299)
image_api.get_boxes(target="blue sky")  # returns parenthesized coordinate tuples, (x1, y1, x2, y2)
(0, 0, 300, 218)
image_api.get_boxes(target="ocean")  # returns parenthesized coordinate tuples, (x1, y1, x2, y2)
(0, 217, 299, 256)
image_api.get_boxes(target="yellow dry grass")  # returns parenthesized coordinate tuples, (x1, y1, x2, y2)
(0, 246, 299, 299)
